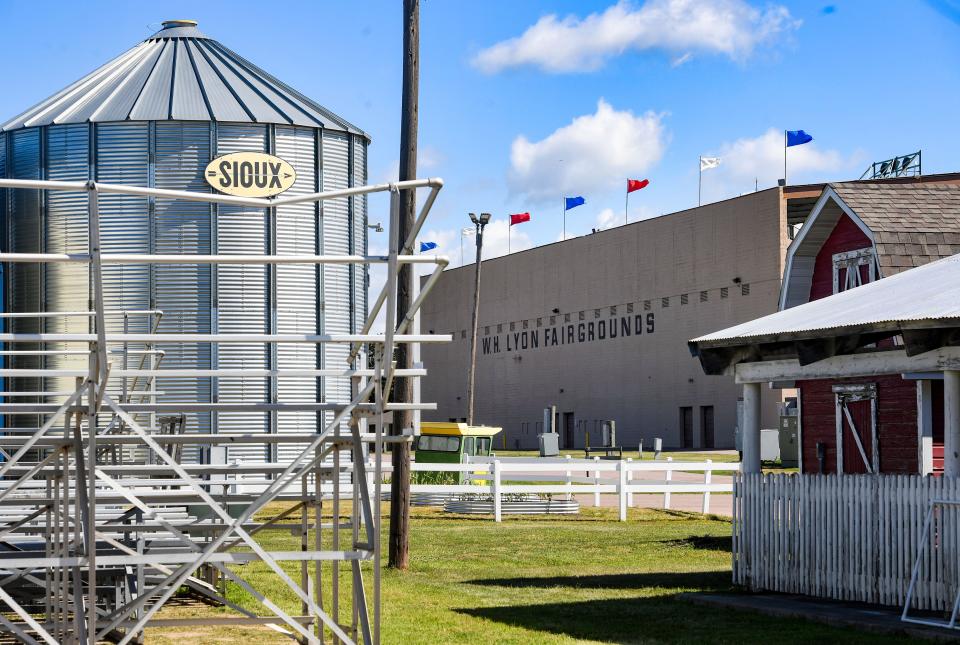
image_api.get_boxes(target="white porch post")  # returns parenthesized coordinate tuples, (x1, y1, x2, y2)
(742, 382, 762, 474)
(945, 371, 960, 477)
(917, 380, 934, 475)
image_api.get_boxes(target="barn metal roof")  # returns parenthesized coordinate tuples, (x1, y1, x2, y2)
(1, 20, 367, 137)
(690, 252, 960, 373)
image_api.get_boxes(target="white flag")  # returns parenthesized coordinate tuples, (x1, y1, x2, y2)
(700, 156, 721, 171)
(461, 227, 475, 236)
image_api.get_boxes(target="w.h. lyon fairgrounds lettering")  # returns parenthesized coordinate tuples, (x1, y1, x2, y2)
(481, 313, 654, 356)
(205, 152, 297, 198)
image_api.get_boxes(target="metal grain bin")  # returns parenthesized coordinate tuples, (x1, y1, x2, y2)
(0, 20, 369, 463)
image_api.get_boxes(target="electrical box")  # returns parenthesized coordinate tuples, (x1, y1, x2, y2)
(539, 433, 559, 457)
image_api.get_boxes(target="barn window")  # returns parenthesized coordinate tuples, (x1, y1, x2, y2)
(832, 248, 878, 294)
(509, 322, 515, 332)
(627, 303, 634, 314)
(680, 294, 689, 305)
(700, 290, 708, 303)
(643, 300, 651, 311)
(662, 297, 670, 308)
(741, 283, 750, 296)
(720, 287, 729, 299)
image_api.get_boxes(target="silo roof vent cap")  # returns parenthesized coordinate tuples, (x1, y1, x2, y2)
(162, 19, 198, 29)
(148, 19, 206, 40)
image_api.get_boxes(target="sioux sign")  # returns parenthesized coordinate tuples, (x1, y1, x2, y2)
(481, 313, 655, 356)
(205, 152, 296, 197)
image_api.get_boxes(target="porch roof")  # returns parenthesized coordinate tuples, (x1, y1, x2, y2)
(689, 252, 960, 376)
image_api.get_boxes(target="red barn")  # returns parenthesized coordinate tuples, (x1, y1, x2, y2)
(780, 182, 960, 474)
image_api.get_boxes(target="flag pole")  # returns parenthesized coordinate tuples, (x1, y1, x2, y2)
(460, 231, 464, 266)
(698, 156, 702, 206)
(508, 222, 511, 254)
(783, 130, 787, 186)
(562, 198, 566, 240)
(625, 189, 629, 225)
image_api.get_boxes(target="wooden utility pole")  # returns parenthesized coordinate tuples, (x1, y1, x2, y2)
(389, 0, 419, 570)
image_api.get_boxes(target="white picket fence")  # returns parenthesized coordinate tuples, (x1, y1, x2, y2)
(734, 473, 960, 612)
(226, 456, 736, 521)
(398, 456, 737, 521)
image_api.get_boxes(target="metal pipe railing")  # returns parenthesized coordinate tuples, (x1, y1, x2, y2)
(0, 176, 447, 645)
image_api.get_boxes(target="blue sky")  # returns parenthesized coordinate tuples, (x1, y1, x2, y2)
(0, 1, 958, 265)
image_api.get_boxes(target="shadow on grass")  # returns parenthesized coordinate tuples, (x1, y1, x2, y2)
(659, 534, 732, 551)
(464, 570, 730, 591)
(454, 592, 903, 644)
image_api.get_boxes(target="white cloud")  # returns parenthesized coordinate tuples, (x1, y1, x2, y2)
(696, 128, 862, 202)
(473, 0, 799, 74)
(509, 99, 666, 202)
(476, 219, 533, 261)
(364, 220, 531, 334)
(596, 208, 620, 230)
(419, 145, 444, 170)
(670, 52, 693, 67)
(375, 145, 442, 183)
(712, 128, 851, 187)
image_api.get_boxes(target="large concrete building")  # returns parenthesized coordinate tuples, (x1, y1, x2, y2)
(422, 188, 797, 450)
(421, 174, 960, 451)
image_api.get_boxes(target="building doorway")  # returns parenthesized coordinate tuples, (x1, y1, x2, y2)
(680, 407, 693, 448)
(834, 384, 878, 474)
(563, 412, 575, 449)
(700, 406, 715, 449)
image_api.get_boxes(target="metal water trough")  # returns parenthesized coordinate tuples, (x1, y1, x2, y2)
(443, 494, 580, 515)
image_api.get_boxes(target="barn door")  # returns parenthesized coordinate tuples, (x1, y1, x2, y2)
(834, 384, 878, 474)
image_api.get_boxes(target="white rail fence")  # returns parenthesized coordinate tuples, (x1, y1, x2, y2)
(224, 456, 735, 521)
(734, 473, 960, 612)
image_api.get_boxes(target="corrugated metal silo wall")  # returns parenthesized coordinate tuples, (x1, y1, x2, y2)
(321, 130, 352, 436)
(154, 121, 212, 463)
(0, 121, 368, 465)
(46, 124, 90, 403)
(275, 126, 319, 463)
(8, 128, 41, 432)
(212, 123, 269, 463)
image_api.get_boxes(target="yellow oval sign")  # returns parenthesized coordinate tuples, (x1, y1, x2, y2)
(205, 152, 297, 197)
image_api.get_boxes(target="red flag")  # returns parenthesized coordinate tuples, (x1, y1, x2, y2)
(510, 212, 531, 226)
(627, 178, 649, 193)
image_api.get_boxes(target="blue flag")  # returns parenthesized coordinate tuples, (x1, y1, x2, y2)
(419, 241, 437, 252)
(786, 130, 813, 147)
(565, 196, 585, 211)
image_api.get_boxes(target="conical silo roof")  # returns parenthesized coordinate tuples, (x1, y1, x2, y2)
(1, 19, 367, 137)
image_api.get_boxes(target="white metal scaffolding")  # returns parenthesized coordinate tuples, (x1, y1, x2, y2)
(0, 176, 448, 644)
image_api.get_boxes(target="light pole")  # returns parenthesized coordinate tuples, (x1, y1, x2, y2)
(467, 212, 490, 425)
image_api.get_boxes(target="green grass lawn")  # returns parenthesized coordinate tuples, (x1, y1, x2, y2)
(147, 504, 912, 644)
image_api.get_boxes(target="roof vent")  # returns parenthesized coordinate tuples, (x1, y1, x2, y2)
(161, 19, 198, 29)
